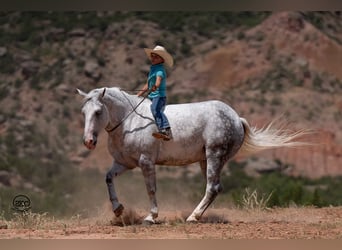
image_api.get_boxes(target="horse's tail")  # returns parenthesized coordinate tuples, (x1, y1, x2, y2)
(238, 117, 311, 156)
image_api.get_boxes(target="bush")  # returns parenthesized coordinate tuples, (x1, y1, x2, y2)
(0, 53, 15, 74)
(138, 12, 270, 35)
(313, 74, 323, 91)
(219, 160, 342, 208)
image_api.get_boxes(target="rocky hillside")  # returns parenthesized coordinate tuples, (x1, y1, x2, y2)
(0, 11, 341, 196)
(169, 11, 342, 179)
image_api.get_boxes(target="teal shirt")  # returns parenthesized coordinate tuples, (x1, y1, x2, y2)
(147, 64, 167, 98)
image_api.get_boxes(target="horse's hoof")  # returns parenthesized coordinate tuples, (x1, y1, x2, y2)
(142, 214, 156, 225)
(114, 204, 124, 217)
(142, 220, 155, 226)
(186, 219, 199, 223)
(186, 215, 199, 223)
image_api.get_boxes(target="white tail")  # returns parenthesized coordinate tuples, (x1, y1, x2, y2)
(239, 117, 311, 156)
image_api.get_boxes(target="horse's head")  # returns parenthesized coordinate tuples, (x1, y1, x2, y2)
(77, 88, 109, 150)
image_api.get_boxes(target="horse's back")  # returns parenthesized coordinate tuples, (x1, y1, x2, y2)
(155, 100, 244, 165)
(165, 100, 242, 133)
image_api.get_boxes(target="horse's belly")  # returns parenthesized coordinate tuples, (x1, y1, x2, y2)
(156, 144, 205, 166)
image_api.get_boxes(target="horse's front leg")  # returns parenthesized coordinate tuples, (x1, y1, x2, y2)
(139, 154, 158, 223)
(106, 161, 128, 217)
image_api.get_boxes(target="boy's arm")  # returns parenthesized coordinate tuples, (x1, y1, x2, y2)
(151, 76, 162, 91)
(137, 76, 162, 96)
(137, 83, 148, 97)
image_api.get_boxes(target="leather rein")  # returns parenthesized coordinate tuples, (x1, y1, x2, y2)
(105, 89, 150, 133)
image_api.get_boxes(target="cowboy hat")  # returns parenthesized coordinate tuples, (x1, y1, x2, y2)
(144, 45, 174, 67)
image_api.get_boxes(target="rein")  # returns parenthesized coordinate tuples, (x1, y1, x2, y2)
(105, 89, 150, 133)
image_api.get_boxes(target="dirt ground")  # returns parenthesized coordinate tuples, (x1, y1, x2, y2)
(0, 206, 341, 239)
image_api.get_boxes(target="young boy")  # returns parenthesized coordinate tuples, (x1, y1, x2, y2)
(137, 45, 173, 141)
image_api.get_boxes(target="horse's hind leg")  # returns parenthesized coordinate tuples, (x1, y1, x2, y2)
(106, 161, 128, 217)
(186, 151, 224, 222)
(200, 159, 207, 179)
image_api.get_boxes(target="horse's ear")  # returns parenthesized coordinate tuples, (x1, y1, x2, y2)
(76, 88, 87, 97)
(100, 88, 106, 99)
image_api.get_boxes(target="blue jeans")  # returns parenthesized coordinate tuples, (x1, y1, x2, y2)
(150, 97, 170, 131)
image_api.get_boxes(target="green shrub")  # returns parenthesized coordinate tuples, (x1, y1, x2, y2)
(0, 53, 15, 74)
(237, 31, 245, 40)
(180, 37, 191, 57)
(219, 160, 342, 208)
(0, 85, 9, 101)
(313, 74, 323, 90)
(58, 122, 69, 138)
(138, 12, 270, 35)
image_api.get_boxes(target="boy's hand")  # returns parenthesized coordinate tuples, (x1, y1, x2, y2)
(151, 85, 157, 91)
(137, 89, 146, 97)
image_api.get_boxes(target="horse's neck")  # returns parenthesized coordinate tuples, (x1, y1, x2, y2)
(103, 90, 138, 125)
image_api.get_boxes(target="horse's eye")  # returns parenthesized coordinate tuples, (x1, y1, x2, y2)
(95, 110, 102, 116)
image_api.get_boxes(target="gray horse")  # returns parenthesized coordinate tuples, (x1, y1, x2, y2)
(77, 87, 306, 223)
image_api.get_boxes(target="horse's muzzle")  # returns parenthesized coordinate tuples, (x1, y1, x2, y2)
(83, 135, 97, 150)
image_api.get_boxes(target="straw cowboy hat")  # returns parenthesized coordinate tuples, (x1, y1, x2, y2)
(144, 45, 174, 67)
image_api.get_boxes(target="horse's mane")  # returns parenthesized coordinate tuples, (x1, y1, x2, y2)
(82, 87, 148, 109)
(106, 87, 151, 105)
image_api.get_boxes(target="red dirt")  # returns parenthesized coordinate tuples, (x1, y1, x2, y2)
(0, 207, 341, 239)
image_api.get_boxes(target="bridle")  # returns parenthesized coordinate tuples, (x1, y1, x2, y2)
(105, 89, 151, 133)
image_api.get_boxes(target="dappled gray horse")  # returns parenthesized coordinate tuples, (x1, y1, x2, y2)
(77, 87, 306, 223)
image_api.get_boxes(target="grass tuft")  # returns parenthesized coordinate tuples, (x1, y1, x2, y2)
(240, 188, 273, 210)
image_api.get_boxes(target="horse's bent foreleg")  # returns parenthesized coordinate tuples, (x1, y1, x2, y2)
(139, 154, 158, 223)
(106, 162, 128, 217)
(187, 153, 224, 222)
